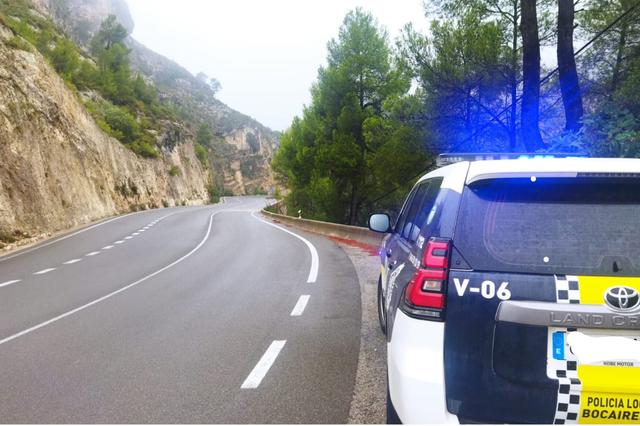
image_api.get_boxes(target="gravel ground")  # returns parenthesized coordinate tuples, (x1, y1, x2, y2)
(339, 244, 387, 424)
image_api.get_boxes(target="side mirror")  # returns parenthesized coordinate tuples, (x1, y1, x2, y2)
(368, 213, 391, 233)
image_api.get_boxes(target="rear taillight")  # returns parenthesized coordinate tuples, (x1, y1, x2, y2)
(402, 238, 451, 320)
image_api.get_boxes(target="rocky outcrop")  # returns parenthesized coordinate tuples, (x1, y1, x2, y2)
(127, 39, 279, 195)
(34, 0, 280, 196)
(32, 0, 134, 43)
(0, 23, 209, 245)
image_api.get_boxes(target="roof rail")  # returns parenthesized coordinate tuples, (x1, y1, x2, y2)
(436, 152, 589, 167)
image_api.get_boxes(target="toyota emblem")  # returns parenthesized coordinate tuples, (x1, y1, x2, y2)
(604, 286, 640, 312)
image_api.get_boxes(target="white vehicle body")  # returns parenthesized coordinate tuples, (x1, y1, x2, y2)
(378, 156, 640, 424)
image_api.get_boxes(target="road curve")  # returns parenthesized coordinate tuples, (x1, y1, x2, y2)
(0, 197, 362, 423)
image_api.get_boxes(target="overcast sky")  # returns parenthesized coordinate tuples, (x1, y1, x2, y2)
(126, 0, 428, 131)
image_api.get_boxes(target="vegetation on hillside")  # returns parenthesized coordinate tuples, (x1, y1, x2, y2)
(275, 1, 640, 225)
(0, 0, 178, 158)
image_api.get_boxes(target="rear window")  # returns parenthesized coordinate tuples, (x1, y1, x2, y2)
(454, 177, 640, 276)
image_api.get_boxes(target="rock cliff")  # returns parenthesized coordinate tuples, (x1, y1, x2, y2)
(0, 21, 209, 248)
(37, 0, 279, 195)
(0, 0, 281, 249)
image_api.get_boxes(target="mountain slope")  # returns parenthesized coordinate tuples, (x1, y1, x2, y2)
(0, 21, 209, 247)
(37, 0, 279, 195)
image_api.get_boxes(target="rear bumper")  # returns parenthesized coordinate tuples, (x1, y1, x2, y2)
(388, 310, 459, 424)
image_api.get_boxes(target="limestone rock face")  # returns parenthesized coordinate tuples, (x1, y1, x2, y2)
(32, 0, 134, 40)
(126, 39, 280, 196)
(0, 24, 208, 242)
(39, 0, 281, 196)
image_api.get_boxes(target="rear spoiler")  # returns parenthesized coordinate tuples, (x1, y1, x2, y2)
(466, 158, 640, 185)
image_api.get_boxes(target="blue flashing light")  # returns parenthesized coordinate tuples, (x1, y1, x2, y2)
(437, 152, 588, 166)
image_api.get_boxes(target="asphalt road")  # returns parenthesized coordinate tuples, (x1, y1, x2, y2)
(0, 197, 362, 423)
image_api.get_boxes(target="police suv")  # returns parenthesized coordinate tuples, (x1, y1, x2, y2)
(369, 154, 640, 424)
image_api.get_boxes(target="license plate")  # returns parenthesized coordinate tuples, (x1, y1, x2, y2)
(568, 330, 640, 367)
(548, 328, 640, 423)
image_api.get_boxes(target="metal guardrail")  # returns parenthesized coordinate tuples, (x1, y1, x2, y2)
(260, 209, 384, 249)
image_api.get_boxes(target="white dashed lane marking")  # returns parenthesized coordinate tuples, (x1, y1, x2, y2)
(0, 211, 142, 263)
(0, 211, 217, 347)
(241, 340, 287, 389)
(290, 295, 310, 316)
(1, 212, 177, 288)
(0, 280, 21, 288)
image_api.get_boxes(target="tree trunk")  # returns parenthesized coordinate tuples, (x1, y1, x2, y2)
(557, 0, 584, 132)
(348, 70, 366, 226)
(611, 18, 629, 93)
(466, 88, 472, 136)
(348, 180, 359, 225)
(509, 0, 519, 151)
(520, 0, 545, 151)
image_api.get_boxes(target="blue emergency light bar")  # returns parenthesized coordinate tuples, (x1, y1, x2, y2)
(436, 152, 589, 167)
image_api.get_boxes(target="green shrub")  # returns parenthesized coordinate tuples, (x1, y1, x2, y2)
(0, 231, 17, 244)
(50, 39, 79, 79)
(6, 35, 32, 52)
(197, 123, 213, 146)
(168, 165, 180, 176)
(129, 203, 147, 212)
(72, 60, 99, 90)
(130, 139, 159, 158)
(207, 183, 220, 204)
(194, 143, 208, 167)
(103, 105, 139, 144)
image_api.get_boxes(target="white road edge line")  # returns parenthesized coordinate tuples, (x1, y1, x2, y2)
(240, 340, 287, 389)
(33, 268, 56, 275)
(0, 210, 184, 264)
(290, 295, 310, 316)
(0, 211, 217, 348)
(0, 279, 21, 288)
(63, 259, 82, 265)
(251, 212, 319, 283)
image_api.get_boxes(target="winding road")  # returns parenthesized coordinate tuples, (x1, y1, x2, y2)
(0, 197, 362, 423)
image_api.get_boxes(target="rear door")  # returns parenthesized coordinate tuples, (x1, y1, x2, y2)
(385, 179, 443, 339)
(381, 186, 418, 305)
(444, 176, 640, 424)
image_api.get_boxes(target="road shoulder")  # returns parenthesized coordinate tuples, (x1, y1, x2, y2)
(340, 244, 387, 424)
